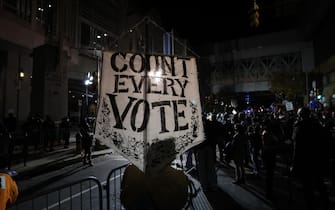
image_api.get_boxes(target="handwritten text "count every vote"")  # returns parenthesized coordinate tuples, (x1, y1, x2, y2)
(106, 52, 194, 133)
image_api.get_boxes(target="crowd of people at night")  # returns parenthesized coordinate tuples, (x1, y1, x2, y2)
(1, 97, 335, 209)
(193, 99, 335, 210)
(0, 112, 94, 170)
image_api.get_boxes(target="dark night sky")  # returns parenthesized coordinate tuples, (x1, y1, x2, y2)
(158, 6, 251, 44)
(129, 0, 276, 45)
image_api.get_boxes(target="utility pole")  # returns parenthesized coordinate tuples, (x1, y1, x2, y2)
(16, 54, 24, 122)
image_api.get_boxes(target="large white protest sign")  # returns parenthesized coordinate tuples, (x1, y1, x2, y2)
(95, 51, 204, 173)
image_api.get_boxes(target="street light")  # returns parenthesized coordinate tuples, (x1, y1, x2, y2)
(84, 72, 93, 117)
(16, 69, 24, 121)
(19, 71, 25, 78)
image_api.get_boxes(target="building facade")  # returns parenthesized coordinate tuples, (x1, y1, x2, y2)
(0, 0, 45, 122)
(307, 1, 335, 109)
(197, 0, 335, 111)
(0, 0, 129, 124)
(199, 29, 314, 109)
(0, 0, 194, 125)
(3, 0, 334, 126)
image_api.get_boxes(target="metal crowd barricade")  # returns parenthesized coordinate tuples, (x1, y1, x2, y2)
(9, 176, 103, 210)
(106, 163, 130, 210)
(105, 162, 201, 210)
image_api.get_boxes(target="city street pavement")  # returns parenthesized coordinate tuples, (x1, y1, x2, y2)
(213, 159, 335, 210)
(8, 137, 335, 210)
(182, 162, 272, 210)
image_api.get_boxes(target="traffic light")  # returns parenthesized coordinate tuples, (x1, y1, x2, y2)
(249, 1, 260, 28)
(250, 10, 259, 28)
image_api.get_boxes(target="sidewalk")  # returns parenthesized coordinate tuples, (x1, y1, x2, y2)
(214, 159, 335, 210)
(174, 155, 276, 210)
(11, 142, 113, 181)
(215, 164, 274, 210)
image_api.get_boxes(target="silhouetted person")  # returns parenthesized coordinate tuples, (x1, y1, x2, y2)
(22, 115, 34, 166)
(247, 119, 262, 176)
(231, 123, 247, 185)
(30, 114, 42, 150)
(42, 115, 56, 152)
(217, 114, 232, 163)
(4, 113, 16, 135)
(195, 116, 219, 191)
(80, 122, 93, 166)
(60, 116, 71, 148)
(121, 139, 189, 210)
(261, 120, 279, 200)
(75, 131, 82, 154)
(291, 107, 330, 210)
(0, 122, 8, 169)
(221, 115, 234, 165)
(4, 113, 16, 169)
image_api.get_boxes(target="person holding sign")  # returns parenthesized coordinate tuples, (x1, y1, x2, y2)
(95, 52, 205, 172)
(96, 51, 205, 209)
(120, 140, 189, 210)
